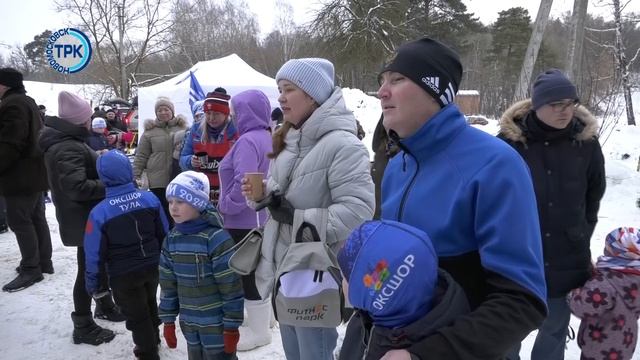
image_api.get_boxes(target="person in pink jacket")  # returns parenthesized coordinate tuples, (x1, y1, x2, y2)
(568, 227, 640, 360)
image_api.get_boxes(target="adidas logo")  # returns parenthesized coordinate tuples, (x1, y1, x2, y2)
(421, 76, 440, 93)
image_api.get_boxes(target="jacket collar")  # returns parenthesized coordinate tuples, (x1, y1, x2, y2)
(105, 183, 137, 197)
(499, 99, 599, 143)
(399, 104, 467, 159)
(291, 87, 358, 150)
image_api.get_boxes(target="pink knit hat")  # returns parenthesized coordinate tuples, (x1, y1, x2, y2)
(58, 91, 92, 125)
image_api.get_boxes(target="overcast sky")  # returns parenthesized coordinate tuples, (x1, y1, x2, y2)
(1, 0, 638, 57)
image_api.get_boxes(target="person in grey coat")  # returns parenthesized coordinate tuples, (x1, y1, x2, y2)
(242, 58, 375, 360)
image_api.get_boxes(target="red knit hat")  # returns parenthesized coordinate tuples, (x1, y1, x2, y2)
(203, 91, 230, 115)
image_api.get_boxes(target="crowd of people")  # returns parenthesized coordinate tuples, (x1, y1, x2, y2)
(0, 35, 638, 360)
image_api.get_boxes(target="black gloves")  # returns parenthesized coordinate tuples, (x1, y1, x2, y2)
(255, 190, 295, 225)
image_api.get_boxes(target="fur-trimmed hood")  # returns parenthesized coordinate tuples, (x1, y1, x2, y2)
(499, 99, 599, 143)
(143, 114, 187, 131)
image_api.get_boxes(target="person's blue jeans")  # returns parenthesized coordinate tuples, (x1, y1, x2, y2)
(280, 324, 338, 360)
(505, 296, 571, 360)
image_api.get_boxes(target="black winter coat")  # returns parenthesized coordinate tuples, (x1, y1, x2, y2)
(351, 270, 470, 360)
(370, 115, 398, 220)
(498, 99, 606, 297)
(0, 88, 48, 195)
(39, 117, 105, 246)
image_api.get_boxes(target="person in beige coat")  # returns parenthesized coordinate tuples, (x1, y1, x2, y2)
(243, 58, 375, 360)
(133, 97, 187, 224)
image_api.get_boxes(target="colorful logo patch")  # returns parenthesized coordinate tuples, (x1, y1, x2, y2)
(363, 259, 389, 291)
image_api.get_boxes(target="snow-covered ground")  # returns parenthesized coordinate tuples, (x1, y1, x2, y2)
(1, 88, 639, 359)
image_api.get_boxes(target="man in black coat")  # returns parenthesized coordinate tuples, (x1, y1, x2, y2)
(0, 68, 52, 292)
(499, 69, 606, 360)
(39, 90, 121, 345)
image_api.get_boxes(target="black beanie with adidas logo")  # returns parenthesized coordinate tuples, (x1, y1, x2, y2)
(381, 37, 463, 108)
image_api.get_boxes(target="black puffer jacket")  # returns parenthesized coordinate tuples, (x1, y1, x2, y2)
(0, 88, 48, 195)
(498, 99, 606, 297)
(360, 270, 470, 360)
(370, 115, 399, 219)
(39, 117, 105, 246)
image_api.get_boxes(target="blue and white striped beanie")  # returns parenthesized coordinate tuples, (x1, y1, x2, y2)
(191, 100, 205, 117)
(166, 171, 210, 211)
(276, 58, 335, 105)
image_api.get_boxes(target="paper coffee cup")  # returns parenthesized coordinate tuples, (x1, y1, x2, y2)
(245, 172, 264, 200)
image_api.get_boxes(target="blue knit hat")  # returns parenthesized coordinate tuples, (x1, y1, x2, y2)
(337, 220, 438, 328)
(166, 171, 210, 211)
(531, 69, 578, 110)
(276, 58, 335, 105)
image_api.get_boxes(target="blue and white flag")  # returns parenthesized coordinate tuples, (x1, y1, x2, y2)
(189, 71, 205, 114)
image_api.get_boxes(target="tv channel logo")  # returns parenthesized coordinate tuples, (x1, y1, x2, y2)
(45, 28, 92, 74)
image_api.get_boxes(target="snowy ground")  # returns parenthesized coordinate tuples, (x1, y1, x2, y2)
(1, 88, 640, 359)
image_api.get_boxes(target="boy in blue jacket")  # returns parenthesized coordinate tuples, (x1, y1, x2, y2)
(84, 149, 170, 360)
(159, 171, 243, 360)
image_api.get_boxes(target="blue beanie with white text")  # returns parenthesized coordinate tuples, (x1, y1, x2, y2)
(337, 220, 438, 328)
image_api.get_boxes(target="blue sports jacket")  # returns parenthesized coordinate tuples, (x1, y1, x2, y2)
(380, 104, 547, 359)
(84, 150, 169, 294)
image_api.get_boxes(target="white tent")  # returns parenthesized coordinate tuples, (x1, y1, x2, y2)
(137, 54, 280, 134)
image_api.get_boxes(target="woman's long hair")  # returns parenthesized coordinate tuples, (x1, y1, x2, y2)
(268, 121, 291, 159)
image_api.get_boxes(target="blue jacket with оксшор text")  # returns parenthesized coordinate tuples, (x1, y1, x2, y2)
(84, 150, 169, 295)
(380, 103, 547, 359)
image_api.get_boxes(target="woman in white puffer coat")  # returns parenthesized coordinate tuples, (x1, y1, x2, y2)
(243, 58, 375, 360)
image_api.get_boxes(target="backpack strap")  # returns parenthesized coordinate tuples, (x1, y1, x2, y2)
(292, 209, 328, 244)
(294, 222, 322, 243)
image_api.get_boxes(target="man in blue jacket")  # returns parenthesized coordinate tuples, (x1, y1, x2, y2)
(340, 38, 548, 360)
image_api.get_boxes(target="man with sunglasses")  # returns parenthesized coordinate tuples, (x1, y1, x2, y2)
(499, 69, 606, 360)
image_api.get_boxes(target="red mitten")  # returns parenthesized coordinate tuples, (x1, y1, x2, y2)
(163, 323, 177, 348)
(223, 329, 240, 354)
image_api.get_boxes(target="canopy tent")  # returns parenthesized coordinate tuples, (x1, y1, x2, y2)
(137, 54, 280, 134)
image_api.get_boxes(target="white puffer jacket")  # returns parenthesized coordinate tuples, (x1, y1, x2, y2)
(255, 87, 375, 299)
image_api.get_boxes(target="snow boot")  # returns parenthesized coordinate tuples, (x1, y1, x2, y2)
(2, 272, 43, 292)
(237, 299, 272, 351)
(94, 292, 127, 322)
(71, 312, 116, 345)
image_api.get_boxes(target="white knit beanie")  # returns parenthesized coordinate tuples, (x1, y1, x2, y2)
(275, 58, 335, 105)
(166, 171, 210, 211)
(92, 117, 107, 129)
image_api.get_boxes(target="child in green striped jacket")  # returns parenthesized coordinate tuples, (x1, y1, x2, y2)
(159, 171, 244, 360)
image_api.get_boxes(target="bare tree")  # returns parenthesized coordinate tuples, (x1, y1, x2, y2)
(274, 0, 298, 62)
(55, 0, 173, 99)
(513, 0, 554, 102)
(170, 0, 259, 67)
(612, 0, 636, 125)
(566, 0, 588, 83)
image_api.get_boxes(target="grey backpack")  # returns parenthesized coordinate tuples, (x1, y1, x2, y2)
(272, 221, 346, 328)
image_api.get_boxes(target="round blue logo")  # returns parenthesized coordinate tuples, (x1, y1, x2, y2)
(45, 28, 92, 74)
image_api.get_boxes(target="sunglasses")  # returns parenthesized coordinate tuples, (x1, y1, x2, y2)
(548, 99, 580, 112)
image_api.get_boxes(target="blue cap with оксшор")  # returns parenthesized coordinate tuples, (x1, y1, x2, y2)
(337, 220, 438, 328)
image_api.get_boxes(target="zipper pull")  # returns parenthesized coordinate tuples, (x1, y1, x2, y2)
(195, 255, 200, 283)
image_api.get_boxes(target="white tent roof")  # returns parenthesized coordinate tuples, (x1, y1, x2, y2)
(137, 54, 279, 134)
